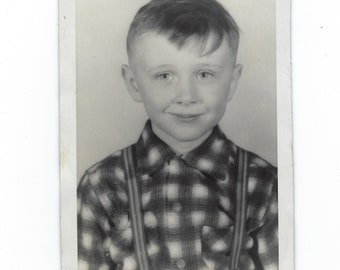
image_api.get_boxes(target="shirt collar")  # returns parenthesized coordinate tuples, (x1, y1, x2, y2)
(181, 125, 238, 180)
(135, 120, 176, 175)
(135, 120, 238, 180)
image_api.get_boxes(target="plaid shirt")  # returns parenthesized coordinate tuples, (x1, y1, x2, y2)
(78, 121, 278, 270)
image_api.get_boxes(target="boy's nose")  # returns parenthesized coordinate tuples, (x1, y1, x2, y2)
(175, 78, 198, 105)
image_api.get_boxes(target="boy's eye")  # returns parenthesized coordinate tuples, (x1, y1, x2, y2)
(197, 71, 214, 80)
(155, 73, 174, 81)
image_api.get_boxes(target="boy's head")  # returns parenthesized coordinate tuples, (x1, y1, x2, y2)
(122, 0, 242, 153)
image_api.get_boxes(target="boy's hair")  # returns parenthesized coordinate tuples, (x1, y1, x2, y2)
(127, 0, 240, 56)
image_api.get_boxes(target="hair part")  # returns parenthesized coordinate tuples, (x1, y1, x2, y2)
(127, 0, 240, 57)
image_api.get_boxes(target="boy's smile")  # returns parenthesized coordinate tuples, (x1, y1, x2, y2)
(122, 32, 242, 153)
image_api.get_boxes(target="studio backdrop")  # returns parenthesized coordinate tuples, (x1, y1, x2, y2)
(76, 0, 277, 179)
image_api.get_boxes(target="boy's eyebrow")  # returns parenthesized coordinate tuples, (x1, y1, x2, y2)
(147, 64, 174, 73)
(147, 63, 224, 73)
(196, 63, 224, 69)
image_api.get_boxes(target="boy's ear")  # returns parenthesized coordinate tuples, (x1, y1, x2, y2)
(121, 64, 142, 103)
(227, 64, 243, 102)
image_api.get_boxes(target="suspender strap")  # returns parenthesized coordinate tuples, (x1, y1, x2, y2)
(123, 146, 151, 270)
(230, 149, 249, 270)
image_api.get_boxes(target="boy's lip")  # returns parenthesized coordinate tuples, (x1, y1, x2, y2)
(168, 112, 204, 121)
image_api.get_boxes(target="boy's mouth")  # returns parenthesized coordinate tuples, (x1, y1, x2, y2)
(169, 113, 203, 121)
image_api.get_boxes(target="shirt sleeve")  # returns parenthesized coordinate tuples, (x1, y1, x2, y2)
(77, 173, 117, 270)
(249, 176, 278, 270)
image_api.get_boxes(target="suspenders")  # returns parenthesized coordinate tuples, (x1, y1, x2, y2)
(230, 149, 248, 270)
(122, 146, 151, 270)
(122, 146, 248, 270)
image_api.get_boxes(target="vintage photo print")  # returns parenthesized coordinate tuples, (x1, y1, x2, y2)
(60, 0, 293, 269)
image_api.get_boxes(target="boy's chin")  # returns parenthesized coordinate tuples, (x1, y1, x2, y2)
(154, 125, 213, 147)
(171, 131, 211, 142)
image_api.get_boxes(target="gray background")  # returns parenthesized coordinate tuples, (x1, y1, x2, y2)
(77, 0, 277, 177)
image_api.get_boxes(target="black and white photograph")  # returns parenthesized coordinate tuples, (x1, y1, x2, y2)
(5, 0, 340, 269)
(60, 0, 294, 269)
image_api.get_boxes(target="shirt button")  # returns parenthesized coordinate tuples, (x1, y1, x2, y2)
(173, 203, 182, 212)
(176, 259, 186, 269)
(141, 174, 151, 181)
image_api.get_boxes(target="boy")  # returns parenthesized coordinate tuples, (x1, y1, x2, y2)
(77, 0, 278, 269)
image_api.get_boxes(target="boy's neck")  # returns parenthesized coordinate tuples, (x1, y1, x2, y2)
(151, 123, 212, 155)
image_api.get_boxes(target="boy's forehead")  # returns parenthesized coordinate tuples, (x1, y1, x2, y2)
(129, 31, 234, 60)
(128, 31, 237, 71)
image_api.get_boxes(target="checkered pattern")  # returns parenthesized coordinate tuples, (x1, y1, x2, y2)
(78, 120, 278, 270)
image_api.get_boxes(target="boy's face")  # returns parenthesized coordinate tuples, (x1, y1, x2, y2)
(122, 32, 242, 151)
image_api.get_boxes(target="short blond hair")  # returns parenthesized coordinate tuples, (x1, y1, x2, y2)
(127, 0, 240, 56)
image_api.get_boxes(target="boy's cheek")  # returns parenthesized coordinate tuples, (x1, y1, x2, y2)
(200, 90, 229, 104)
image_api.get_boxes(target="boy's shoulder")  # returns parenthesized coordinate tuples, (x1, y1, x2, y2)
(239, 144, 278, 193)
(85, 148, 125, 175)
(245, 148, 277, 179)
(78, 144, 134, 190)
(225, 135, 277, 179)
(215, 127, 277, 182)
